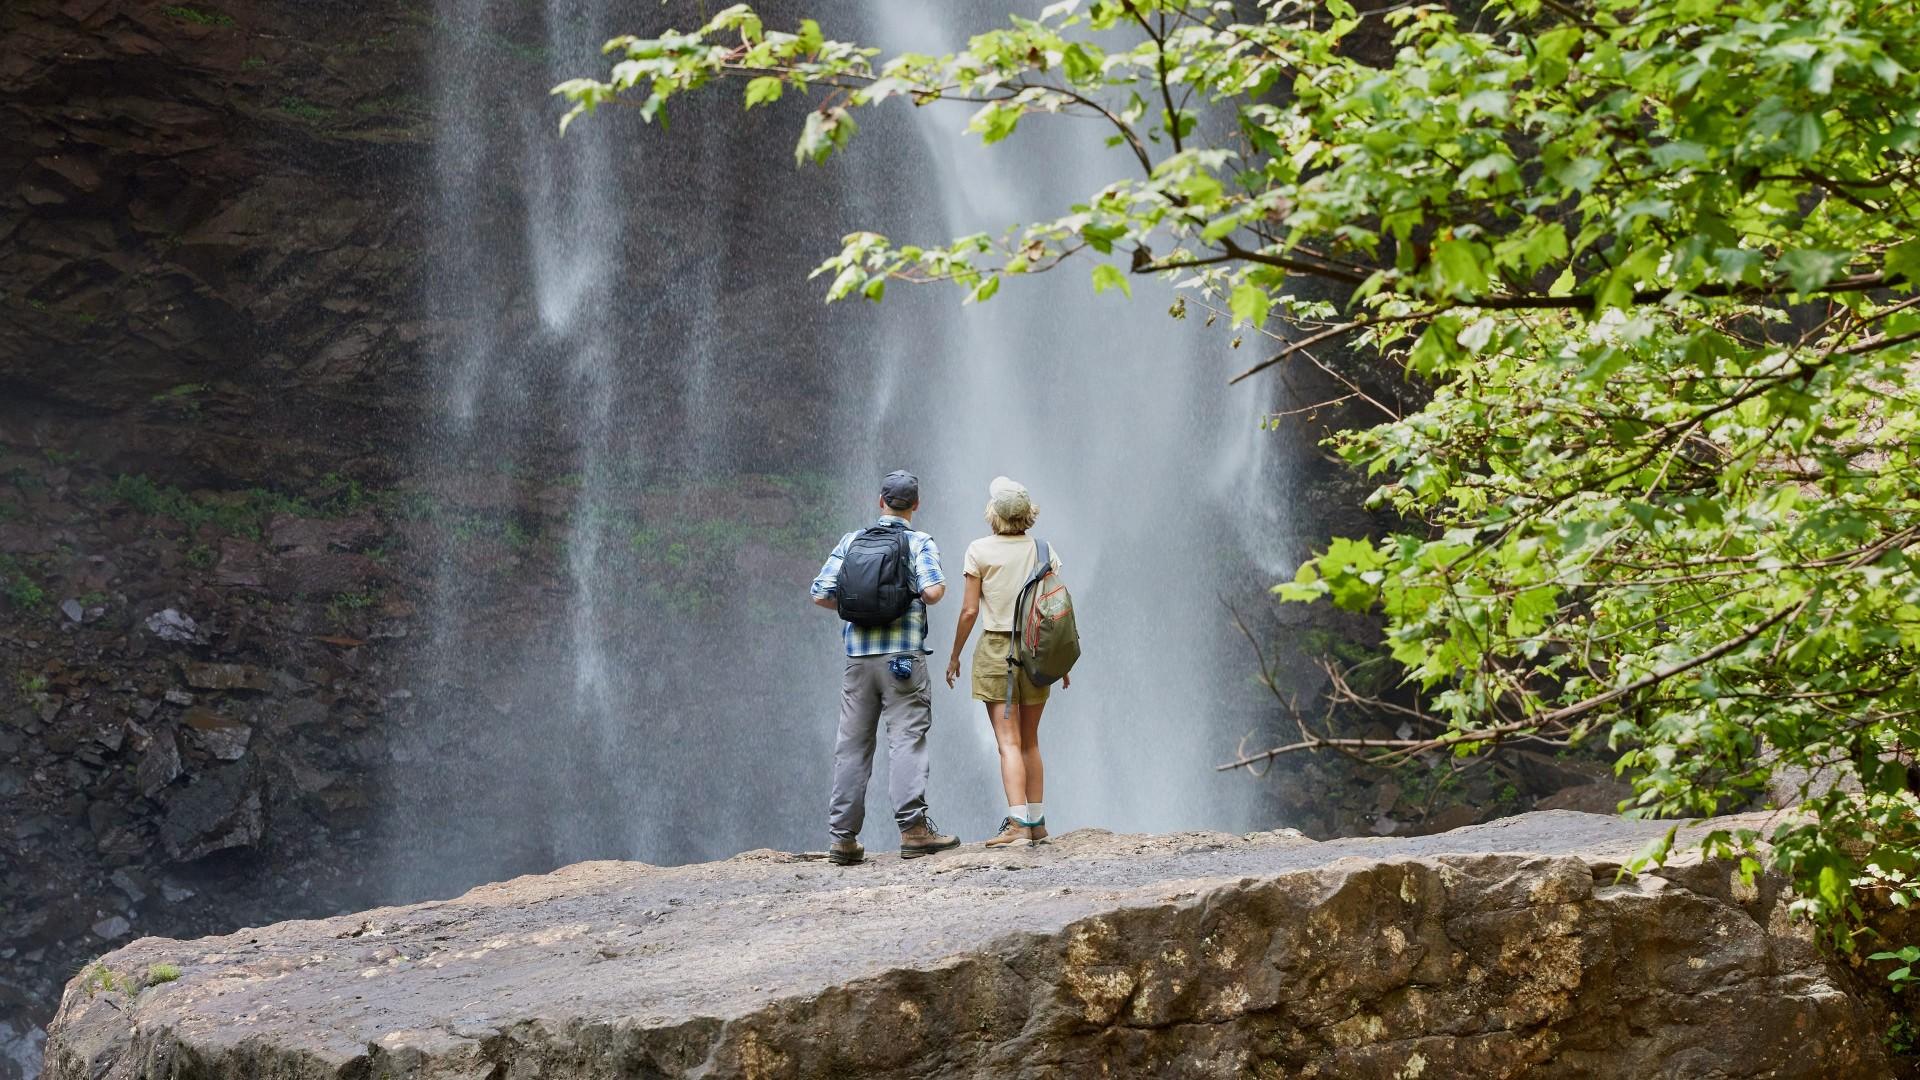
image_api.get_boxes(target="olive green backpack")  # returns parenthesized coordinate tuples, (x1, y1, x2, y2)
(1007, 537, 1081, 705)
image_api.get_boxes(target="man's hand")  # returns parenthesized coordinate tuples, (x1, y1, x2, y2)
(812, 595, 836, 609)
(1062, 673, 1071, 689)
(945, 656, 961, 689)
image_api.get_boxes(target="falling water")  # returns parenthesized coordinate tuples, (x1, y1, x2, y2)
(386, 0, 1308, 900)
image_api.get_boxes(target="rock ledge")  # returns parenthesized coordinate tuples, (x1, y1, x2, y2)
(44, 811, 1890, 1079)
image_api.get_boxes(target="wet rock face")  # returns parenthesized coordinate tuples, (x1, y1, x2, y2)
(0, 0, 432, 482)
(41, 813, 1895, 1080)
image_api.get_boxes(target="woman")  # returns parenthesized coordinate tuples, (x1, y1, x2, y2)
(945, 476, 1068, 847)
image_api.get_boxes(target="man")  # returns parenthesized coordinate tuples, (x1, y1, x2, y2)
(809, 470, 962, 865)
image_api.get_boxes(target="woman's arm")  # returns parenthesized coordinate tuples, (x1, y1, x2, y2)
(945, 574, 982, 688)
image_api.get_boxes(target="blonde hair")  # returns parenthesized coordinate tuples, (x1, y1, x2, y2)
(985, 493, 1038, 535)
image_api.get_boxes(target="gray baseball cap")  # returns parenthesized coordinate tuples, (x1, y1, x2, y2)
(880, 470, 920, 510)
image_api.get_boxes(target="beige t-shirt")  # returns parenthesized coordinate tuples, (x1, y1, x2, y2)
(964, 533, 1064, 632)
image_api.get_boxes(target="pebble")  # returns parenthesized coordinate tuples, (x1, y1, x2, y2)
(145, 608, 200, 643)
(111, 869, 149, 905)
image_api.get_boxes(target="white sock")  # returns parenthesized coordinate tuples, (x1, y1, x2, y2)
(1007, 804, 1028, 824)
(1024, 802, 1044, 824)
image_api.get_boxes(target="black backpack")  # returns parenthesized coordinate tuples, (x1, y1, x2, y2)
(835, 524, 917, 627)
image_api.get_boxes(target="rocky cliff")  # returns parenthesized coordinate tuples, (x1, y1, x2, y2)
(42, 812, 1898, 1080)
(1, 3, 437, 1068)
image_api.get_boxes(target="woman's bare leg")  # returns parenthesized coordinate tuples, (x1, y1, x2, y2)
(987, 701, 1027, 809)
(1017, 701, 1046, 805)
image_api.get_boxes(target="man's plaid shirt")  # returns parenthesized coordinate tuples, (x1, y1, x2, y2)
(810, 516, 945, 657)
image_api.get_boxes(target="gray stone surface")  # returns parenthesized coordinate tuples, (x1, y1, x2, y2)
(44, 811, 1893, 1079)
(155, 766, 263, 862)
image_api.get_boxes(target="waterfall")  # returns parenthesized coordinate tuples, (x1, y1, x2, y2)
(387, 0, 1303, 901)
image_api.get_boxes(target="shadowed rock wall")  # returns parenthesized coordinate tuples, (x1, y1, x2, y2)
(0, 0, 433, 482)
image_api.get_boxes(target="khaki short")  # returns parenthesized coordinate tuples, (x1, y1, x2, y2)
(971, 630, 1050, 705)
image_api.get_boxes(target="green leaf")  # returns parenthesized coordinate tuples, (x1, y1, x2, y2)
(1091, 264, 1131, 298)
(1080, 221, 1126, 254)
(1178, 171, 1224, 205)
(1431, 239, 1490, 298)
(1459, 153, 1515, 186)
(1777, 249, 1849, 294)
(744, 77, 783, 108)
(968, 102, 1022, 144)
(794, 107, 857, 165)
(1062, 42, 1100, 82)
(1460, 90, 1509, 119)
(1229, 282, 1271, 328)
(796, 18, 824, 53)
(1886, 239, 1920, 283)
(1456, 317, 1495, 353)
(1628, 825, 1680, 872)
(1786, 112, 1824, 159)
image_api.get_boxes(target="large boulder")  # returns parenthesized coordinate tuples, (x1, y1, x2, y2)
(41, 811, 1895, 1079)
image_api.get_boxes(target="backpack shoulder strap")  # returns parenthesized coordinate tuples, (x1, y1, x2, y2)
(1012, 537, 1049, 637)
(1024, 537, 1052, 589)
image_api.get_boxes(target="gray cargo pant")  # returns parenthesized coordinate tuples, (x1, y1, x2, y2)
(827, 654, 932, 841)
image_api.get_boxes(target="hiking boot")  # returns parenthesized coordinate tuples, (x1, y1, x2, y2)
(899, 816, 960, 859)
(984, 817, 1031, 848)
(1028, 818, 1048, 843)
(828, 838, 864, 866)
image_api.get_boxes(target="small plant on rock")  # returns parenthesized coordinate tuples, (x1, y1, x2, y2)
(162, 5, 234, 27)
(0, 555, 45, 612)
(80, 964, 130, 997)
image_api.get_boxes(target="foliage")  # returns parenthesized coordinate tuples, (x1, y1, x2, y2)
(80, 962, 181, 997)
(326, 590, 380, 627)
(1890, 1012, 1919, 1057)
(95, 472, 383, 540)
(80, 964, 130, 998)
(161, 5, 234, 28)
(558, 0, 1920, 956)
(0, 554, 45, 612)
(616, 472, 840, 615)
(1875, 944, 1920, 989)
(278, 96, 335, 124)
(150, 383, 209, 418)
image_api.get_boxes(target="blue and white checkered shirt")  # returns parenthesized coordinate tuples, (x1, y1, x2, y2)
(810, 515, 944, 657)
